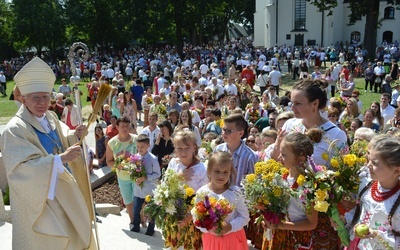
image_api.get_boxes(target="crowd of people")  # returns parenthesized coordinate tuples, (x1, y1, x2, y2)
(2, 39, 400, 249)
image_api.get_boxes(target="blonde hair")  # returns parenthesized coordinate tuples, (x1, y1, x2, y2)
(173, 130, 200, 163)
(346, 98, 360, 118)
(207, 151, 236, 188)
(275, 111, 295, 128)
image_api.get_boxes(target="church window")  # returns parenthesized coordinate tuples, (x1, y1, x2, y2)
(384, 7, 395, 19)
(294, 0, 306, 30)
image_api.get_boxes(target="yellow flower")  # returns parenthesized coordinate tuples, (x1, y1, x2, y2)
(273, 187, 282, 197)
(314, 200, 330, 212)
(246, 174, 256, 184)
(315, 189, 329, 201)
(297, 174, 306, 186)
(145, 195, 152, 203)
(280, 168, 289, 175)
(357, 157, 367, 164)
(191, 197, 195, 205)
(255, 162, 266, 175)
(215, 119, 224, 128)
(321, 152, 329, 161)
(264, 173, 274, 182)
(209, 197, 217, 205)
(330, 158, 339, 169)
(185, 187, 195, 197)
(343, 154, 357, 168)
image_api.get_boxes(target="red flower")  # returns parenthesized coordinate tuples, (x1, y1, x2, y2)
(195, 202, 207, 214)
(202, 217, 214, 230)
(263, 211, 282, 225)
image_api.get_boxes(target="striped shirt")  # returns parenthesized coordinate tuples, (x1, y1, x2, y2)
(214, 141, 259, 186)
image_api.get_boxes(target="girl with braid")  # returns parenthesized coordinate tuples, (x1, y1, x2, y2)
(344, 134, 400, 249)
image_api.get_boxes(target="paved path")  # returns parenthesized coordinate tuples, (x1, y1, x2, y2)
(1, 208, 257, 249)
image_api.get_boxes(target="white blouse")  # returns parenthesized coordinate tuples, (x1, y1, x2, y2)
(168, 158, 208, 191)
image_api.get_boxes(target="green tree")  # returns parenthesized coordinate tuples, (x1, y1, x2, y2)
(0, 0, 16, 59)
(307, 0, 400, 59)
(64, 0, 116, 49)
(12, 0, 66, 58)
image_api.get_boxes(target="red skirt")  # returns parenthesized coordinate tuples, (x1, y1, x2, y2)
(202, 229, 248, 250)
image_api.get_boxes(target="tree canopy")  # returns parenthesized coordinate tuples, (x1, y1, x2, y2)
(1, 0, 254, 58)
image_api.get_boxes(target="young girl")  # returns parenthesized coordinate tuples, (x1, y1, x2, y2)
(120, 91, 138, 125)
(343, 134, 400, 249)
(338, 73, 347, 96)
(109, 88, 121, 119)
(166, 130, 208, 250)
(178, 109, 202, 146)
(263, 130, 320, 249)
(193, 151, 250, 250)
(103, 104, 112, 125)
(94, 125, 107, 167)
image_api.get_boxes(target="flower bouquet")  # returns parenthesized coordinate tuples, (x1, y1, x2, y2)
(154, 104, 167, 116)
(192, 194, 234, 235)
(299, 153, 366, 246)
(144, 169, 196, 243)
(212, 87, 219, 99)
(146, 96, 154, 104)
(215, 119, 224, 129)
(242, 159, 291, 226)
(349, 139, 368, 158)
(184, 93, 192, 102)
(113, 151, 147, 188)
(340, 114, 353, 130)
(248, 108, 260, 124)
(161, 154, 172, 166)
(198, 141, 213, 162)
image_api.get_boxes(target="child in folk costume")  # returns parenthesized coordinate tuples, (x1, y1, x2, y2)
(192, 151, 250, 250)
(343, 134, 400, 249)
(166, 130, 208, 249)
(263, 130, 321, 250)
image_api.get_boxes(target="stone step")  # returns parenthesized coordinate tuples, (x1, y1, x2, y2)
(90, 166, 114, 190)
(95, 203, 120, 216)
(0, 220, 12, 249)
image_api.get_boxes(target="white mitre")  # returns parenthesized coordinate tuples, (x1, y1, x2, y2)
(14, 57, 55, 95)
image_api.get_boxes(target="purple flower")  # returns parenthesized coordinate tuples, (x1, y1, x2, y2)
(130, 155, 141, 162)
(208, 205, 217, 223)
(308, 156, 319, 172)
(204, 195, 210, 208)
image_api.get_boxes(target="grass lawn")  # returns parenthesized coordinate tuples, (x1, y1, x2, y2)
(0, 73, 385, 125)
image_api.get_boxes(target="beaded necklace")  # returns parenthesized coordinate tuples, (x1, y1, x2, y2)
(370, 181, 400, 202)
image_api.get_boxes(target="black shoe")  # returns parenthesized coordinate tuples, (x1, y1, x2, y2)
(145, 230, 154, 236)
(96, 217, 102, 223)
(131, 226, 140, 232)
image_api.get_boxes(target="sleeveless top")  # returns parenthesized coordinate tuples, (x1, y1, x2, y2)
(108, 134, 137, 180)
